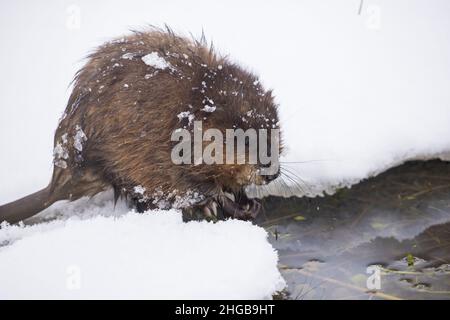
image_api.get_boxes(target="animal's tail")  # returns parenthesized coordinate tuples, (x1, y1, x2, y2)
(0, 185, 57, 224)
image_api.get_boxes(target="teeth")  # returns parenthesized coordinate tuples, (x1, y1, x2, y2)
(203, 206, 212, 217)
(210, 201, 218, 217)
(243, 204, 250, 211)
(224, 192, 235, 202)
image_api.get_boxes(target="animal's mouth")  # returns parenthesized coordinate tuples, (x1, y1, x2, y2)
(183, 187, 262, 221)
(218, 188, 261, 220)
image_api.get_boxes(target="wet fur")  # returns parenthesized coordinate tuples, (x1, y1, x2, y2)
(0, 27, 281, 223)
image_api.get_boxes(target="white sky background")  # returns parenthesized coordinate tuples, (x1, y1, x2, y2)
(1, 0, 450, 203)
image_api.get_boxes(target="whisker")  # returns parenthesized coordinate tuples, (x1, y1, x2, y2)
(280, 171, 305, 195)
(280, 159, 333, 164)
(275, 172, 304, 196)
(280, 167, 311, 194)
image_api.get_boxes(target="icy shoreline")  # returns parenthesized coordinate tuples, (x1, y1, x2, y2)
(249, 153, 450, 199)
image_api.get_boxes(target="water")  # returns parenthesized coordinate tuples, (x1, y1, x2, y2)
(258, 160, 450, 299)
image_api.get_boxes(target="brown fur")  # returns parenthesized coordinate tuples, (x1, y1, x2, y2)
(1, 27, 281, 223)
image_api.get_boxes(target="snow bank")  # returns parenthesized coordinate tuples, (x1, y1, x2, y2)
(0, 208, 285, 299)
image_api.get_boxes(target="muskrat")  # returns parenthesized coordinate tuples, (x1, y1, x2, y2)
(0, 27, 281, 224)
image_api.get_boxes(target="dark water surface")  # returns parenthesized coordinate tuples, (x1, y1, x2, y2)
(259, 160, 450, 300)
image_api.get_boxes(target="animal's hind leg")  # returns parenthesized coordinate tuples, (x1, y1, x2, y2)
(49, 166, 110, 204)
(0, 166, 109, 224)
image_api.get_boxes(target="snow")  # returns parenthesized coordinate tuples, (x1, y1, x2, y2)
(141, 52, 173, 70)
(0, 203, 285, 299)
(133, 185, 146, 195)
(73, 125, 87, 152)
(53, 132, 70, 169)
(144, 71, 158, 79)
(121, 52, 135, 60)
(177, 111, 195, 125)
(201, 105, 216, 113)
(53, 143, 68, 160)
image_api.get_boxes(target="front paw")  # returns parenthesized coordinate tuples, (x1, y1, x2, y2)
(219, 196, 261, 220)
(182, 199, 221, 221)
(201, 199, 220, 220)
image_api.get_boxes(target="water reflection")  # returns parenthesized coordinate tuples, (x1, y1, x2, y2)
(259, 160, 450, 299)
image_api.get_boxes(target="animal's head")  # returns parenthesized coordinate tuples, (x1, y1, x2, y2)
(173, 63, 282, 219)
